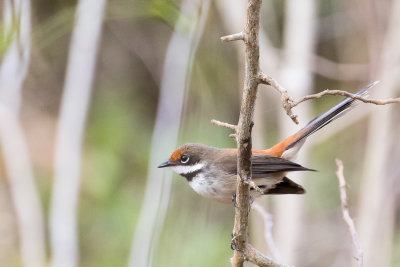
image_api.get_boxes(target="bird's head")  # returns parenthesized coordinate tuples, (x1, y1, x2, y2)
(158, 143, 216, 176)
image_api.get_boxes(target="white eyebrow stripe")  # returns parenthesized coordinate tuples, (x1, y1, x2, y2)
(172, 163, 205, 175)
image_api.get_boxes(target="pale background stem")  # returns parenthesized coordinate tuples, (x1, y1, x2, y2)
(128, 0, 211, 266)
(273, 0, 316, 264)
(49, 1, 107, 267)
(0, 1, 47, 267)
(356, 0, 400, 266)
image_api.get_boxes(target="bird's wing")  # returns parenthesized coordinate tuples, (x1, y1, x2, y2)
(251, 153, 314, 178)
(215, 150, 314, 178)
(251, 177, 306, 194)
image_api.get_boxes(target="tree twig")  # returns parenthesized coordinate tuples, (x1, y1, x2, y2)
(292, 81, 399, 108)
(245, 244, 290, 267)
(249, 181, 264, 194)
(211, 119, 238, 131)
(221, 32, 245, 42)
(229, 0, 262, 266)
(335, 159, 364, 267)
(257, 73, 299, 124)
(259, 78, 399, 125)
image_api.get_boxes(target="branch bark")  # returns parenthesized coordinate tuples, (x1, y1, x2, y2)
(228, 1, 287, 267)
(230, 0, 262, 265)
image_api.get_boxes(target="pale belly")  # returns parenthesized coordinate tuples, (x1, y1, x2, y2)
(188, 173, 235, 203)
(188, 173, 284, 203)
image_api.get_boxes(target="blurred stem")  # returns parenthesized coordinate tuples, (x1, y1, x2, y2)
(128, 0, 210, 266)
(0, 1, 47, 267)
(357, 0, 400, 266)
(273, 0, 316, 263)
(49, 1, 107, 267)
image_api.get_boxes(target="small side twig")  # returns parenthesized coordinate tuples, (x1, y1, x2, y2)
(211, 119, 238, 131)
(249, 181, 264, 194)
(335, 159, 364, 267)
(257, 73, 299, 124)
(229, 133, 238, 139)
(258, 78, 400, 125)
(245, 244, 290, 267)
(292, 85, 399, 108)
(251, 202, 282, 262)
(221, 32, 245, 42)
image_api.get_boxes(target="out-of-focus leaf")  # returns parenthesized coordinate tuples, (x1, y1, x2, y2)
(0, 15, 19, 61)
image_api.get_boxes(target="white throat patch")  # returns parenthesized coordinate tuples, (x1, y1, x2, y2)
(172, 162, 205, 175)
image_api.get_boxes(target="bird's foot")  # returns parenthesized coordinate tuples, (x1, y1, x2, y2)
(230, 233, 239, 251)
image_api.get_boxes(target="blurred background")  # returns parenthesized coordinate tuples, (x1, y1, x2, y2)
(0, 0, 399, 266)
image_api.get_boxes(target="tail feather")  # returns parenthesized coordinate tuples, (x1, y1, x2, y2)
(286, 82, 377, 150)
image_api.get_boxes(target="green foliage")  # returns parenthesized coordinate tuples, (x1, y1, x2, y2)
(145, 0, 180, 26)
(80, 80, 155, 266)
(393, 231, 400, 267)
(0, 14, 19, 61)
(34, 6, 75, 49)
(108, 0, 180, 27)
(35, 0, 180, 52)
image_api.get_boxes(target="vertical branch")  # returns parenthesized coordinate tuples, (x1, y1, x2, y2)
(49, 1, 107, 267)
(231, 0, 262, 266)
(128, 0, 211, 266)
(215, 0, 279, 255)
(0, 1, 47, 267)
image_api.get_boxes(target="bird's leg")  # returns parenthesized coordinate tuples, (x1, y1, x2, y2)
(231, 193, 237, 208)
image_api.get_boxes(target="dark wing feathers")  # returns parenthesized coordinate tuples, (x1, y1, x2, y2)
(251, 154, 314, 178)
(252, 177, 306, 194)
(216, 149, 314, 176)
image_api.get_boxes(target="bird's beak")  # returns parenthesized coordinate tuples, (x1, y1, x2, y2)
(158, 161, 172, 168)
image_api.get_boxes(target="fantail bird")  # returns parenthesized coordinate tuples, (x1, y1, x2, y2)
(158, 83, 376, 203)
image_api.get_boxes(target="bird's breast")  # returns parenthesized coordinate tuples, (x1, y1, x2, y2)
(188, 172, 237, 203)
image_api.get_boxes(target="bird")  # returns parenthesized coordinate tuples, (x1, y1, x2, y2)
(158, 83, 375, 203)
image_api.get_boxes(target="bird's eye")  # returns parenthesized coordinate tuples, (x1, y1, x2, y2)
(180, 154, 189, 164)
